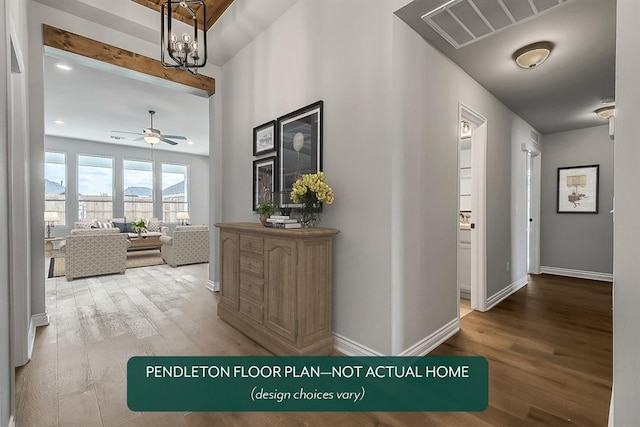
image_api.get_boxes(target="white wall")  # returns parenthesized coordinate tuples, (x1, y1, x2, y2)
(540, 125, 613, 275)
(613, 0, 640, 422)
(217, 0, 533, 355)
(45, 136, 210, 236)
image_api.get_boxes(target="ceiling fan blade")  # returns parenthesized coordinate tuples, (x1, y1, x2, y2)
(112, 130, 144, 135)
(160, 137, 179, 146)
(162, 135, 188, 140)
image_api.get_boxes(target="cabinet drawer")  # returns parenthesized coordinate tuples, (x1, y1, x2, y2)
(240, 254, 263, 276)
(240, 297, 263, 324)
(240, 235, 263, 254)
(240, 273, 264, 301)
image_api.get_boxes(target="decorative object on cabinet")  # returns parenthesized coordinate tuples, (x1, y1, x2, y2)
(253, 156, 277, 211)
(290, 171, 335, 228)
(254, 200, 277, 226)
(216, 222, 339, 356)
(44, 211, 60, 238)
(253, 120, 277, 156)
(557, 165, 599, 213)
(277, 101, 323, 208)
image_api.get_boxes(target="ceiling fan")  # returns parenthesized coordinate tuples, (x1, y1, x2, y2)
(111, 110, 187, 146)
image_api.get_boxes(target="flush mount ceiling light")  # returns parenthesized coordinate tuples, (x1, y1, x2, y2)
(595, 105, 615, 120)
(512, 42, 554, 69)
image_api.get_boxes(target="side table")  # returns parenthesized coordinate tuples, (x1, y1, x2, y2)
(44, 237, 64, 258)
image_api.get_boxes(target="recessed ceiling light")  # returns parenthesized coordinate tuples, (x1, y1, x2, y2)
(54, 119, 64, 125)
(56, 63, 72, 71)
(512, 42, 554, 69)
(187, 140, 194, 145)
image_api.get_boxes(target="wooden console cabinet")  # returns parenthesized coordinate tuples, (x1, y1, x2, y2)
(215, 222, 339, 356)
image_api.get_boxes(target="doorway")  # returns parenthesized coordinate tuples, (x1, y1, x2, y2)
(457, 104, 488, 318)
(523, 140, 541, 274)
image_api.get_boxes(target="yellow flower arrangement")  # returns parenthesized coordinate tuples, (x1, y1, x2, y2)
(290, 172, 335, 227)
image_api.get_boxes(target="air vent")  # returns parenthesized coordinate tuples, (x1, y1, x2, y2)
(530, 129, 540, 143)
(422, 0, 571, 49)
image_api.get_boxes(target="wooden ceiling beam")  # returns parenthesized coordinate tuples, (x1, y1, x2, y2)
(42, 24, 215, 96)
(131, 0, 235, 32)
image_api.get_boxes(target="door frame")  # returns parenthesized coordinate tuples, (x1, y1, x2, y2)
(457, 103, 488, 313)
(522, 140, 541, 274)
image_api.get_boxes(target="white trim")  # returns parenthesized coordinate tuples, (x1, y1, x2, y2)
(398, 318, 459, 356)
(487, 276, 528, 310)
(8, 415, 15, 427)
(26, 317, 36, 363)
(333, 333, 384, 357)
(206, 280, 219, 292)
(540, 266, 613, 283)
(32, 312, 50, 328)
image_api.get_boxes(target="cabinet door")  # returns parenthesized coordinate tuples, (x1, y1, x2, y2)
(219, 231, 240, 310)
(264, 238, 297, 342)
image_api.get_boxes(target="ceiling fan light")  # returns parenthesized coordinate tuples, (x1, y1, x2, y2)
(144, 135, 160, 144)
(595, 105, 615, 119)
(513, 42, 554, 69)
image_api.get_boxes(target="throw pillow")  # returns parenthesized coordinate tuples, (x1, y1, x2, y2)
(111, 221, 128, 233)
(95, 220, 114, 229)
(75, 219, 96, 229)
(147, 219, 162, 232)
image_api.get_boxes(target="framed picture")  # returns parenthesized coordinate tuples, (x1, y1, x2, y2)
(253, 120, 277, 156)
(253, 156, 277, 211)
(277, 101, 323, 207)
(557, 165, 599, 213)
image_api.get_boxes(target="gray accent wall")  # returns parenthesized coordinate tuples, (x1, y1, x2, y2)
(540, 125, 613, 274)
(45, 135, 210, 238)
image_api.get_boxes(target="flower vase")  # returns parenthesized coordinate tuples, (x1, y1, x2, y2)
(137, 230, 142, 237)
(299, 204, 320, 228)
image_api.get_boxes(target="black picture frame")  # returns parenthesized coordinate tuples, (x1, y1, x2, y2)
(277, 100, 323, 208)
(557, 164, 599, 214)
(253, 120, 277, 156)
(253, 156, 277, 211)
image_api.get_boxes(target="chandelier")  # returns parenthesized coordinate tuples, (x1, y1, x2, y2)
(161, 0, 207, 75)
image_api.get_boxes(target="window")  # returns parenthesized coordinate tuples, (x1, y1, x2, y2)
(78, 155, 113, 219)
(162, 163, 188, 223)
(44, 151, 66, 225)
(123, 159, 154, 220)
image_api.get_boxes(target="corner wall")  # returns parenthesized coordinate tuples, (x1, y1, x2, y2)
(218, 0, 535, 354)
(540, 125, 613, 276)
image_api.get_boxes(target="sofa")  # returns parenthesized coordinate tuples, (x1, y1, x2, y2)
(60, 228, 130, 281)
(74, 217, 167, 250)
(160, 225, 209, 267)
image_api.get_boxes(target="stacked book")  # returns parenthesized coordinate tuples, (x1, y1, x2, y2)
(265, 215, 302, 229)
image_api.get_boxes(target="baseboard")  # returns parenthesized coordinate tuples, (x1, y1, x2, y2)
(32, 312, 50, 328)
(8, 415, 15, 427)
(333, 333, 384, 356)
(487, 276, 528, 310)
(27, 316, 36, 361)
(206, 280, 219, 292)
(459, 289, 470, 299)
(540, 266, 613, 283)
(398, 318, 459, 356)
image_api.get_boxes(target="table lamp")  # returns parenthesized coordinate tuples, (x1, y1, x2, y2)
(44, 211, 60, 238)
(176, 212, 190, 226)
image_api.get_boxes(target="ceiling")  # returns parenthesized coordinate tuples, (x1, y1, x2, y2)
(44, 53, 211, 155)
(39, 0, 299, 156)
(131, 0, 234, 31)
(395, 0, 616, 135)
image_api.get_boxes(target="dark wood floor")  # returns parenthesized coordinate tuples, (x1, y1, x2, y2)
(16, 268, 611, 426)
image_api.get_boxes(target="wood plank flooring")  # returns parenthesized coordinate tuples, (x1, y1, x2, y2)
(16, 269, 612, 426)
